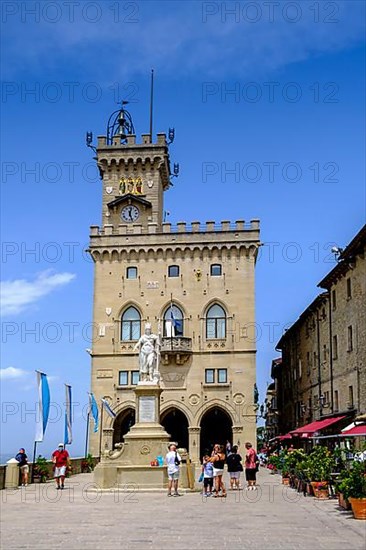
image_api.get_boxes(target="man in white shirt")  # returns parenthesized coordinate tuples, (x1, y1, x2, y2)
(165, 442, 182, 497)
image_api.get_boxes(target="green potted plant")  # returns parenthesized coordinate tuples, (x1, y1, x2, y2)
(284, 449, 307, 488)
(33, 455, 49, 483)
(81, 453, 95, 473)
(336, 469, 352, 510)
(341, 461, 366, 520)
(307, 446, 334, 499)
(267, 454, 281, 474)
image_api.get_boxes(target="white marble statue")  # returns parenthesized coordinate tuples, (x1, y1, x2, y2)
(133, 323, 161, 382)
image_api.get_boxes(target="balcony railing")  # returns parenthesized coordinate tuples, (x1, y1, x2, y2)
(160, 337, 192, 365)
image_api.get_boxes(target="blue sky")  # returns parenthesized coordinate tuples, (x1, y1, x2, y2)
(1, 1, 365, 459)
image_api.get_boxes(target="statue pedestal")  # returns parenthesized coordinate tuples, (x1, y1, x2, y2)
(94, 382, 171, 490)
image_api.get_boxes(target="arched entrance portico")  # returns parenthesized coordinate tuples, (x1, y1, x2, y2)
(161, 407, 189, 450)
(112, 407, 135, 448)
(200, 406, 233, 457)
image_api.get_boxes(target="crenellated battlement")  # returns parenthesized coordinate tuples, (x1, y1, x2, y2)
(90, 219, 260, 237)
(97, 133, 167, 149)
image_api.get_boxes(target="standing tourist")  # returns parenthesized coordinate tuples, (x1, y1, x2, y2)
(166, 442, 182, 497)
(15, 448, 29, 486)
(226, 445, 243, 490)
(52, 443, 70, 490)
(210, 444, 227, 498)
(245, 441, 258, 490)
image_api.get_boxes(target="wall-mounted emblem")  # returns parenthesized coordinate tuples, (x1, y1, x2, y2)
(119, 176, 144, 196)
(105, 308, 112, 316)
(147, 179, 154, 188)
(146, 281, 159, 289)
(106, 186, 113, 194)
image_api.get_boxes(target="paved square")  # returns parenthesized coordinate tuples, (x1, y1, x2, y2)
(1, 469, 365, 549)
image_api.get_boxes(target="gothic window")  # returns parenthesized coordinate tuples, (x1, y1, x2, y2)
(121, 306, 141, 341)
(163, 305, 184, 337)
(206, 304, 226, 339)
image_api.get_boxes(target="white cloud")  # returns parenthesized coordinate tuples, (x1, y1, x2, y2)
(0, 270, 76, 316)
(2, 1, 365, 80)
(0, 366, 28, 380)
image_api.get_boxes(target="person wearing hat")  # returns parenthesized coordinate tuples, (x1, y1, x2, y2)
(51, 443, 70, 490)
(165, 442, 182, 497)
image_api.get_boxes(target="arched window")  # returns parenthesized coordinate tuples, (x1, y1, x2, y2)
(206, 304, 226, 339)
(164, 305, 184, 337)
(121, 306, 141, 341)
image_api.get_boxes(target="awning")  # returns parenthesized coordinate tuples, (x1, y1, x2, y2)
(290, 415, 346, 438)
(278, 433, 293, 441)
(269, 433, 293, 443)
(341, 424, 366, 437)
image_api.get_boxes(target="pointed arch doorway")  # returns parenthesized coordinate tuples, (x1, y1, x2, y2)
(161, 407, 189, 450)
(112, 407, 135, 448)
(200, 407, 233, 457)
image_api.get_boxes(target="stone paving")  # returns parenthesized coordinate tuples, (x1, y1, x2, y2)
(1, 468, 365, 550)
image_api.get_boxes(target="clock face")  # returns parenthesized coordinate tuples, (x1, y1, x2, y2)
(121, 205, 140, 223)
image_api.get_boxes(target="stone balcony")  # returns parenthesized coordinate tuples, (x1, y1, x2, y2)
(160, 336, 192, 365)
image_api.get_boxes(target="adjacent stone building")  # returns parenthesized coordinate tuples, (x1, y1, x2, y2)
(88, 114, 261, 462)
(274, 225, 366, 434)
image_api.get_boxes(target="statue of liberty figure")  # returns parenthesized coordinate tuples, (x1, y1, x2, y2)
(133, 324, 161, 382)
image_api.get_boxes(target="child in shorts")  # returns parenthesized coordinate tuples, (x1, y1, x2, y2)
(202, 454, 214, 496)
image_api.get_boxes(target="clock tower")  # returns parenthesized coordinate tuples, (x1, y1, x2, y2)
(97, 128, 171, 230)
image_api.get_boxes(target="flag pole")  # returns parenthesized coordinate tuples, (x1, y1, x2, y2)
(31, 440, 38, 484)
(98, 400, 104, 458)
(170, 293, 173, 351)
(85, 410, 90, 458)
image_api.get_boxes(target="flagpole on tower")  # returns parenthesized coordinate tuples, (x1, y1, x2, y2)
(85, 394, 90, 458)
(98, 400, 104, 458)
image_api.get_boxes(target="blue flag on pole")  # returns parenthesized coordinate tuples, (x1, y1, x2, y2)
(89, 392, 99, 432)
(170, 306, 183, 335)
(64, 384, 72, 445)
(35, 371, 50, 442)
(101, 398, 116, 419)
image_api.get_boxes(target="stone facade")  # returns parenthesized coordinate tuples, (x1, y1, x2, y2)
(274, 225, 366, 434)
(88, 131, 260, 462)
(264, 359, 281, 440)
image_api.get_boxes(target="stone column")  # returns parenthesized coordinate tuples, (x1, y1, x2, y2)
(5, 458, 20, 489)
(103, 428, 114, 452)
(188, 426, 201, 463)
(232, 425, 243, 448)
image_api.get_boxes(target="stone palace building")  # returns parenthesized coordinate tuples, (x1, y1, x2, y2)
(268, 225, 366, 437)
(87, 108, 260, 462)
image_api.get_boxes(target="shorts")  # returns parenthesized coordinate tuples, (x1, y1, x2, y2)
(229, 472, 241, 479)
(168, 471, 179, 480)
(20, 465, 29, 473)
(245, 468, 256, 482)
(203, 477, 213, 488)
(54, 466, 67, 478)
(213, 468, 224, 477)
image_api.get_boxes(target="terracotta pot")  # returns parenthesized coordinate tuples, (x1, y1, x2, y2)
(349, 497, 366, 520)
(311, 481, 329, 499)
(338, 493, 351, 511)
(282, 477, 290, 485)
